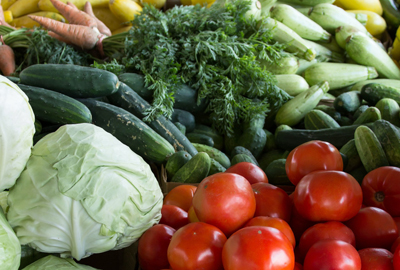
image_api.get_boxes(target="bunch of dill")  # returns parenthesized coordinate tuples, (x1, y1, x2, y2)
(121, 0, 290, 136)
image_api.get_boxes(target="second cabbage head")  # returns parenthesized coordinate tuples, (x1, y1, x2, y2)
(7, 123, 163, 260)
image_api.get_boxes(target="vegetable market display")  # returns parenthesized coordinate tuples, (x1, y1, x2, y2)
(2, 0, 400, 269)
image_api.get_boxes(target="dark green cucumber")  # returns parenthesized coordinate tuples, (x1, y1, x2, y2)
(263, 129, 277, 153)
(237, 127, 267, 159)
(231, 154, 258, 166)
(171, 109, 196, 133)
(165, 151, 192, 179)
(19, 64, 120, 98)
(171, 152, 211, 183)
(6, 76, 20, 84)
(173, 84, 209, 114)
(354, 125, 389, 172)
(192, 143, 231, 169)
(375, 98, 400, 126)
(191, 124, 224, 150)
(304, 109, 340, 130)
(79, 98, 175, 164)
(372, 120, 400, 167)
(208, 158, 227, 175)
(258, 149, 290, 173)
(186, 133, 214, 147)
(34, 119, 42, 135)
(349, 165, 368, 184)
(107, 83, 198, 156)
(380, 0, 400, 34)
(275, 124, 292, 138)
(353, 104, 369, 120)
(174, 122, 186, 135)
(118, 73, 153, 101)
(275, 122, 377, 150)
(314, 104, 342, 122)
(339, 139, 361, 172)
(337, 116, 354, 126)
(353, 106, 381, 125)
(265, 159, 292, 186)
(224, 125, 242, 155)
(230, 146, 259, 166)
(361, 83, 400, 105)
(244, 114, 266, 130)
(333, 91, 362, 114)
(19, 84, 92, 124)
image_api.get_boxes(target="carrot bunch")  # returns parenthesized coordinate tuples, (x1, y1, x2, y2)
(28, 0, 112, 57)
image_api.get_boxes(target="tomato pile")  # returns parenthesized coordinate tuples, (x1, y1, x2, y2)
(138, 140, 400, 270)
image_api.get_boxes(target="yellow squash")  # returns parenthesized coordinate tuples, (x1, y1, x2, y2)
(93, 6, 126, 31)
(38, 0, 108, 12)
(11, 11, 65, 28)
(3, 10, 13, 23)
(112, 25, 132, 35)
(7, 0, 41, 18)
(109, 0, 142, 23)
(140, 0, 166, 9)
(346, 10, 386, 36)
(1, 0, 18, 10)
(334, 0, 382, 16)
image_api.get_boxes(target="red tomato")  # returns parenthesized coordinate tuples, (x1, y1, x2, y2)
(192, 172, 256, 236)
(392, 237, 400, 254)
(394, 217, 400, 236)
(244, 216, 296, 247)
(303, 240, 361, 270)
(293, 262, 303, 270)
(285, 140, 343, 186)
(167, 222, 227, 270)
(252, 182, 293, 222)
(293, 170, 362, 222)
(358, 248, 394, 270)
(296, 221, 356, 264)
(159, 204, 189, 230)
(222, 226, 295, 270)
(138, 224, 176, 270)
(163, 185, 197, 212)
(361, 166, 400, 217)
(393, 244, 400, 270)
(289, 204, 317, 243)
(225, 162, 268, 184)
(345, 207, 399, 250)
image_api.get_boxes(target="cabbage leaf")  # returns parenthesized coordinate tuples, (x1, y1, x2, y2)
(22, 255, 99, 270)
(0, 207, 20, 270)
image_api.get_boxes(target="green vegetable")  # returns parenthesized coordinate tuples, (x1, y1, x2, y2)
(0, 76, 35, 191)
(7, 123, 163, 260)
(0, 207, 20, 270)
(22, 255, 98, 270)
(120, 0, 290, 136)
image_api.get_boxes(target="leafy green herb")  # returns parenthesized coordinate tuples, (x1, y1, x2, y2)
(121, 0, 289, 135)
(91, 59, 126, 76)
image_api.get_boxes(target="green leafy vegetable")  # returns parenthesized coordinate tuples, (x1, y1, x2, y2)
(22, 255, 98, 270)
(120, 0, 289, 135)
(0, 207, 21, 270)
(90, 59, 126, 76)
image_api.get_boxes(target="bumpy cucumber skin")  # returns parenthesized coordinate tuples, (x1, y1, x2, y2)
(171, 152, 211, 183)
(304, 109, 340, 130)
(166, 151, 192, 179)
(192, 143, 231, 169)
(372, 120, 400, 167)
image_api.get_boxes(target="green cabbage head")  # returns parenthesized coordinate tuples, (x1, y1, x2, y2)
(0, 75, 35, 191)
(0, 207, 21, 270)
(7, 123, 163, 260)
(22, 255, 99, 270)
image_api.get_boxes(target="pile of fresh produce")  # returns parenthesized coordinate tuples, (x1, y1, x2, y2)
(2, 0, 400, 268)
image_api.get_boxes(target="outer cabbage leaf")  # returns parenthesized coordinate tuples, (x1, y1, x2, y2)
(0, 191, 8, 214)
(0, 75, 35, 191)
(0, 207, 21, 270)
(22, 255, 99, 270)
(7, 123, 163, 260)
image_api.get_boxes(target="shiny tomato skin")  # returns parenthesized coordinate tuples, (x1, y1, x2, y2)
(252, 182, 293, 222)
(285, 140, 343, 186)
(187, 205, 199, 223)
(192, 172, 256, 236)
(163, 185, 197, 212)
(159, 204, 189, 230)
(167, 222, 227, 270)
(244, 216, 296, 247)
(361, 166, 400, 217)
(358, 248, 394, 270)
(222, 226, 295, 270)
(225, 162, 268, 184)
(303, 240, 361, 270)
(392, 237, 400, 254)
(138, 224, 176, 270)
(345, 207, 399, 250)
(393, 244, 400, 270)
(394, 217, 400, 237)
(296, 221, 356, 264)
(293, 170, 363, 222)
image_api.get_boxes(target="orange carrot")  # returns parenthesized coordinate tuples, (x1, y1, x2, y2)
(47, 30, 73, 44)
(49, 0, 97, 28)
(0, 41, 16, 76)
(66, 1, 79, 10)
(84, 1, 111, 36)
(29, 15, 103, 50)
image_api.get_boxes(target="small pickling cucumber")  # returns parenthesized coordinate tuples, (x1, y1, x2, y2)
(186, 133, 215, 147)
(353, 106, 381, 125)
(231, 154, 258, 166)
(333, 91, 362, 114)
(339, 139, 361, 172)
(304, 109, 340, 130)
(191, 124, 224, 150)
(361, 83, 400, 105)
(375, 98, 400, 126)
(265, 159, 292, 186)
(192, 143, 231, 169)
(165, 151, 192, 180)
(372, 120, 400, 167)
(171, 152, 211, 183)
(208, 158, 226, 175)
(230, 146, 259, 166)
(171, 109, 196, 133)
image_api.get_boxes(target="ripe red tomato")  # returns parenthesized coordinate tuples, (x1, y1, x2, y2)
(358, 248, 394, 270)
(392, 237, 400, 254)
(345, 207, 399, 250)
(361, 166, 400, 217)
(303, 240, 361, 270)
(289, 204, 316, 243)
(293, 170, 363, 222)
(293, 262, 303, 270)
(285, 140, 343, 186)
(222, 226, 295, 270)
(244, 216, 296, 248)
(252, 182, 293, 222)
(296, 221, 356, 264)
(159, 204, 189, 230)
(138, 224, 176, 270)
(394, 217, 400, 236)
(192, 172, 256, 236)
(163, 184, 197, 212)
(225, 162, 268, 184)
(393, 244, 400, 270)
(167, 222, 227, 270)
